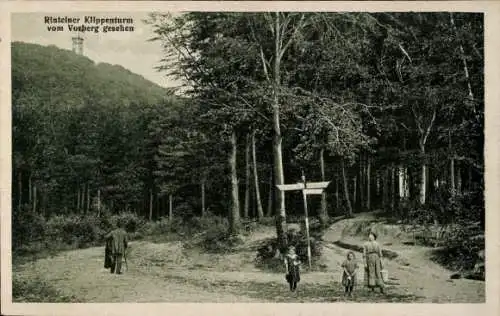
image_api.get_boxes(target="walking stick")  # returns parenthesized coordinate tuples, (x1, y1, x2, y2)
(124, 250, 128, 272)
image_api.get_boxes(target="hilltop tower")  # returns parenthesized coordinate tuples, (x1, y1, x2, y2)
(71, 32, 84, 55)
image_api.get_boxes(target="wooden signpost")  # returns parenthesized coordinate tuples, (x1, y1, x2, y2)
(277, 173, 330, 269)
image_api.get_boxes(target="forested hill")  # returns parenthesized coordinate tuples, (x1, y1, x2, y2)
(11, 41, 170, 107)
(12, 41, 178, 220)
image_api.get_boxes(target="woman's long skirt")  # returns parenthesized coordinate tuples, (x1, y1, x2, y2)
(366, 253, 384, 288)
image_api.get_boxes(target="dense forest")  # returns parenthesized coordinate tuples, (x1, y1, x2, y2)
(12, 12, 484, 273)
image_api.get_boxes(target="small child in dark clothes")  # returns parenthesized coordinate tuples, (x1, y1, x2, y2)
(341, 251, 359, 297)
(284, 246, 301, 291)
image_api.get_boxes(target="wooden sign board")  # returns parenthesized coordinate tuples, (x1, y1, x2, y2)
(276, 181, 330, 192)
(276, 183, 304, 191)
(305, 181, 330, 189)
(304, 188, 324, 195)
(275, 178, 331, 270)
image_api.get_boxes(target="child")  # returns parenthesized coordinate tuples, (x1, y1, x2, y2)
(341, 251, 359, 297)
(284, 246, 301, 292)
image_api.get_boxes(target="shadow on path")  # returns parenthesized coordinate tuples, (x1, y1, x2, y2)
(165, 274, 422, 303)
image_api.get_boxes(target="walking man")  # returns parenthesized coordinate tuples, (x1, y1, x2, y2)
(105, 221, 128, 274)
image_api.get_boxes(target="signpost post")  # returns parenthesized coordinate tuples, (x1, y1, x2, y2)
(276, 172, 330, 269)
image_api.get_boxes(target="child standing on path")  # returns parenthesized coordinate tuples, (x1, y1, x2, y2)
(284, 246, 301, 292)
(341, 251, 359, 297)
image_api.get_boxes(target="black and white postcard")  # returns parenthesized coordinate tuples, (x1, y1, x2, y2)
(1, 1, 499, 316)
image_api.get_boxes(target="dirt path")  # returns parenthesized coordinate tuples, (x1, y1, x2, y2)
(13, 218, 484, 303)
(322, 216, 485, 303)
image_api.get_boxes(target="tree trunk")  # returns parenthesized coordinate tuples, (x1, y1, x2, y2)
(449, 130, 456, 195)
(457, 166, 462, 194)
(39, 189, 45, 217)
(367, 158, 371, 210)
(319, 148, 328, 225)
(341, 158, 353, 218)
(86, 184, 90, 213)
(201, 178, 206, 217)
(405, 168, 410, 199)
(450, 13, 475, 102)
(249, 183, 254, 218)
(97, 188, 101, 217)
(81, 185, 85, 213)
(149, 188, 153, 221)
(420, 164, 427, 205)
(77, 185, 80, 212)
(390, 165, 395, 211)
(272, 13, 287, 249)
(252, 130, 264, 220)
(335, 176, 339, 210)
(28, 174, 32, 203)
(353, 176, 357, 209)
(244, 133, 251, 218)
(468, 165, 473, 191)
(229, 129, 240, 234)
(359, 156, 365, 211)
(451, 158, 456, 193)
(32, 183, 37, 213)
(267, 170, 273, 217)
(169, 194, 173, 222)
(398, 166, 406, 200)
(17, 170, 23, 211)
(400, 136, 409, 201)
(154, 198, 157, 218)
(382, 169, 387, 210)
(83, 185, 86, 213)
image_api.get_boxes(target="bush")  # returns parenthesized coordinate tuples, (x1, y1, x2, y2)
(45, 214, 102, 248)
(13, 210, 150, 262)
(12, 205, 46, 247)
(255, 229, 323, 272)
(399, 188, 485, 274)
(258, 216, 276, 227)
(187, 213, 225, 232)
(432, 220, 484, 272)
(13, 274, 77, 302)
(108, 211, 146, 233)
(195, 216, 243, 253)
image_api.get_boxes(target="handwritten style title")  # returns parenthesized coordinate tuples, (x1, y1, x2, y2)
(44, 16, 135, 33)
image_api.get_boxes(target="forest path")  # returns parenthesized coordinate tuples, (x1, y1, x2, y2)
(13, 214, 484, 303)
(321, 214, 484, 302)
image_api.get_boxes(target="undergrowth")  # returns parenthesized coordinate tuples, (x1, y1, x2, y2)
(13, 209, 254, 264)
(13, 274, 78, 302)
(255, 222, 325, 273)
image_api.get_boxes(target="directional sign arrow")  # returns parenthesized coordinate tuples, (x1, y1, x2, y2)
(276, 183, 305, 191)
(275, 176, 331, 270)
(304, 188, 324, 195)
(305, 181, 330, 189)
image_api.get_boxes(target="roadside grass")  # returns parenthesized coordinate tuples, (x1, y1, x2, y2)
(12, 274, 79, 303)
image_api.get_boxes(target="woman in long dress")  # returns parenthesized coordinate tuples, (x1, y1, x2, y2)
(363, 232, 385, 293)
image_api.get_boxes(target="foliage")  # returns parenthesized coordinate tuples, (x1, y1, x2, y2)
(12, 41, 175, 219)
(255, 228, 323, 272)
(190, 215, 244, 253)
(13, 274, 78, 302)
(12, 12, 484, 274)
(12, 205, 46, 247)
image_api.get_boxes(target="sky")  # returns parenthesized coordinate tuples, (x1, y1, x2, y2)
(11, 12, 182, 89)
